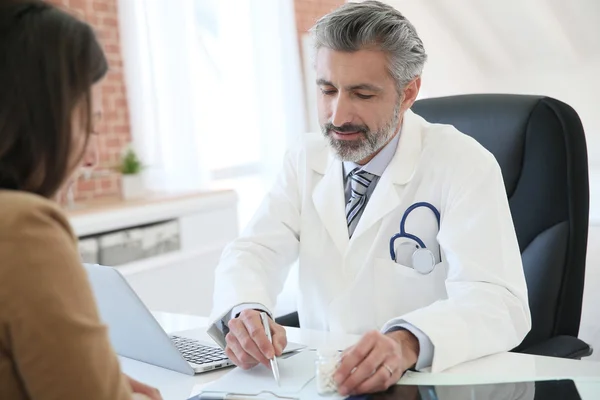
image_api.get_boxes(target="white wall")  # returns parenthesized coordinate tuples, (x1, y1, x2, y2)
(385, 0, 600, 168)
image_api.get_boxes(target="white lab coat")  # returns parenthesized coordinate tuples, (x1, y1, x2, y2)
(211, 110, 531, 372)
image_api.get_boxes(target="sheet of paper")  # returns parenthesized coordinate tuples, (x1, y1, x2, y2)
(201, 350, 316, 396)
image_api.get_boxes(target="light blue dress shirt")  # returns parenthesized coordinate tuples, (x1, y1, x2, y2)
(343, 132, 434, 371)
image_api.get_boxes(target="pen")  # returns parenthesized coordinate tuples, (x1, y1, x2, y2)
(260, 311, 281, 386)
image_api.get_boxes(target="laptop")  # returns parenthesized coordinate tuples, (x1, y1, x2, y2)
(83, 264, 305, 376)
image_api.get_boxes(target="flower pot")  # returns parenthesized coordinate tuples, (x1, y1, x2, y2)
(121, 174, 145, 200)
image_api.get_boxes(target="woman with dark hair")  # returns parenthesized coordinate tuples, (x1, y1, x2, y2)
(0, 1, 162, 399)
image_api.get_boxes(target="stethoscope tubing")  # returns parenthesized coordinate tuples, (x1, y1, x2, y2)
(389, 202, 441, 262)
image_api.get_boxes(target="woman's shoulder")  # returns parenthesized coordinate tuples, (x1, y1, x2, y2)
(0, 190, 74, 240)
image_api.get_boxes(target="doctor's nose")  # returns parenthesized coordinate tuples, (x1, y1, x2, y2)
(330, 95, 354, 128)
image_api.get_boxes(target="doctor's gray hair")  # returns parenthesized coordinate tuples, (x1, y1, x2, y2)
(311, 1, 427, 93)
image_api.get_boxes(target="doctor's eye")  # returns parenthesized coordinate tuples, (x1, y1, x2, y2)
(320, 88, 337, 96)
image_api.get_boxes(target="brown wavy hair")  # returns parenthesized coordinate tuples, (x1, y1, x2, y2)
(0, 0, 108, 198)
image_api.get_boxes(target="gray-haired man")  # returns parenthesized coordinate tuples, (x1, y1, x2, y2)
(208, 1, 530, 395)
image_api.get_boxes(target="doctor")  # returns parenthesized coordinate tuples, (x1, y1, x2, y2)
(208, 0, 531, 395)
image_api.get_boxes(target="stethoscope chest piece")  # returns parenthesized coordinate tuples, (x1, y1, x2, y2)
(412, 248, 436, 275)
(388, 202, 441, 274)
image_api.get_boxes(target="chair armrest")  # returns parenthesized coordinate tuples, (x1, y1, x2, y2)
(275, 311, 300, 328)
(519, 335, 593, 359)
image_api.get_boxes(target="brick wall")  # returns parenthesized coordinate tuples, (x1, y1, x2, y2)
(294, 0, 344, 35)
(50, 0, 130, 201)
(294, 0, 344, 65)
(294, 0, 344, 129)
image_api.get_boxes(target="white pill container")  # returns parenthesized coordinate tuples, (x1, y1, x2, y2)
(315, 348, 341, 396)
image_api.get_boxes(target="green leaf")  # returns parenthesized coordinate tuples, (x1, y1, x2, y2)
(120, 148, 144, 175)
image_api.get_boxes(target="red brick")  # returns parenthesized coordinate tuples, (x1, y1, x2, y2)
(99, 153, 112, 164)
(112, 125, 128, 135)
(102, 84, 117, 94)
(104, 43, 120, 54)
(101, 35, 118, 46)
(92, 1, 109, 12)
(102, 16, 118, 27)
(294, 0, 343, 35)
(99, 178, 115, 191)
(47, 0, 131, 201)
(115, 108, 127, 118)
(102, 110, 118, 120)
(88, 14, 100, 25)
(105, 51, 121, 62)
(105, 137, 122, 148)
(69, 0, 86, 11)
(109, 2, 117, 13)
(109, 59, 123, 69)
(74, 190, 92, 202)
(114, 97, 128, 107)
(77, 178, 96, 192)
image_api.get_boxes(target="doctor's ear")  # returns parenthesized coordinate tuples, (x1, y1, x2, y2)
(399, 77, 422, 113)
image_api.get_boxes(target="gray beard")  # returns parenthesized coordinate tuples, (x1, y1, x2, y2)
(322, 105, 400, 163)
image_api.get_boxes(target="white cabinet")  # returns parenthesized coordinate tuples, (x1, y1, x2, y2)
(68, 190, 238, 316)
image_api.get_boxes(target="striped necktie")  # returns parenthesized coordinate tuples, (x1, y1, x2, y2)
(346, 168, 375, 237)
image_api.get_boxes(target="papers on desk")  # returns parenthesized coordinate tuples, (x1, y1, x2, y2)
(200, 351, 316, 397)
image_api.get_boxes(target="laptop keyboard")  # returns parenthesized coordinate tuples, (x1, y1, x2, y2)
(170, 335, 229, 365)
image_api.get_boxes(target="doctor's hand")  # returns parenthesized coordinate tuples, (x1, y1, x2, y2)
(334, 330, 419, 396)
(225, 309, 287, 370)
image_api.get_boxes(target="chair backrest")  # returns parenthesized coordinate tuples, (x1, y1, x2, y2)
(411, 94, 589, 349)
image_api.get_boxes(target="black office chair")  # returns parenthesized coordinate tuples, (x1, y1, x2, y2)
(411, 94, 592, 359)
(277, 94, 592, 359)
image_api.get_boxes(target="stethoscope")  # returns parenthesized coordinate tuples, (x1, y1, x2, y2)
(389, 202, 441, 275)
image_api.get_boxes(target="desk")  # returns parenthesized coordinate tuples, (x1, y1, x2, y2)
(119, 312, 600, 400)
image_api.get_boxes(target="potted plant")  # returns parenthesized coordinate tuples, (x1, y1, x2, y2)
(119, 147, 145, 200)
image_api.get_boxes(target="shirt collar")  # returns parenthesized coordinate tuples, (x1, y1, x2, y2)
(343, 130, 401, 178)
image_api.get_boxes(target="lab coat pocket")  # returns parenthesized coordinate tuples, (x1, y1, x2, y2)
(373, 258, 447, 327)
